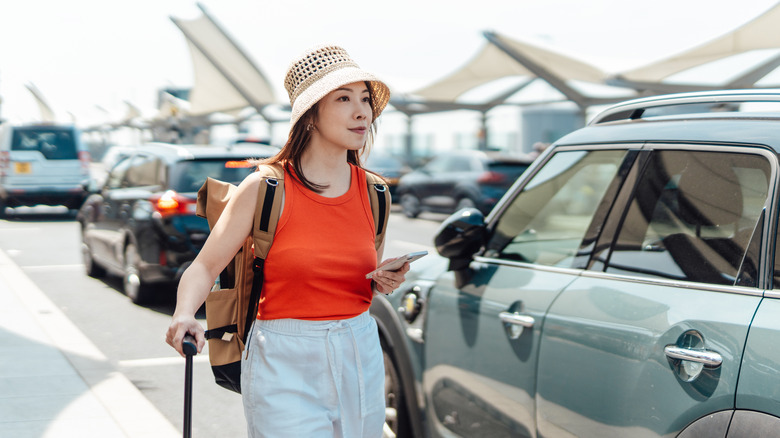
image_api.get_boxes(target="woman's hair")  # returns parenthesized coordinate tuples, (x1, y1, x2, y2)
(256, 82, 380, 193)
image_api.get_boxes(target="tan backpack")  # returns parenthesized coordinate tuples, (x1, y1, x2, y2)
(195, 164, 390, 393)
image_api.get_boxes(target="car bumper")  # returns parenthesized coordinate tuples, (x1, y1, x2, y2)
(1, 186, 86, 208)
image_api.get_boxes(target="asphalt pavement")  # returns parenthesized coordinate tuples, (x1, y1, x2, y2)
(0, 248, 180, 438)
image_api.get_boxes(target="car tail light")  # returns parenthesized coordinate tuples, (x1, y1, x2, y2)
(151, 190, 196, 218)
(78, 151, 91, 175)
(477, 171, 506, 185)
(224, 160, 253, 168)
(0, 151, 8, 177)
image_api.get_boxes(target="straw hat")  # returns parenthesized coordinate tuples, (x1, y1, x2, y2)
(284, 45, 390, 132)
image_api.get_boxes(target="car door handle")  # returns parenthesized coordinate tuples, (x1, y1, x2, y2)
(499, 312, 535, 327)
(499, 311, 535, 339)
(664, 346, 723, 367)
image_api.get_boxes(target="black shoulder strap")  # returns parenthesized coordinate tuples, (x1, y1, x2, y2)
(245, 164, 284, 341)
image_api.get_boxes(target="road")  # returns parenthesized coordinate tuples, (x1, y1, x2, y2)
(0, 205, 444, 437)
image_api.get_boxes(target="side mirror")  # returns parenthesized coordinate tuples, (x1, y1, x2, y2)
(434, 208, 486, 271)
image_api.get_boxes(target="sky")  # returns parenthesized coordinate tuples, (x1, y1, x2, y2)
(1, 0, 779, 141)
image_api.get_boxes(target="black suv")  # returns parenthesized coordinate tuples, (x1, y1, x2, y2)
(396, 150, 532, 217)
(372, 90, 780, 437)
(77, 142, 279, 303)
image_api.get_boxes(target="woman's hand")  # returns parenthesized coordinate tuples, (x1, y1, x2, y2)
(372, 257, 410, 294)
(165, 314, 205, 357)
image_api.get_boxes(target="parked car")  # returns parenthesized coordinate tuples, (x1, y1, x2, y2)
(396, 149, 533, 217)
(371, 90, 780, 437)
(0, 122, 90, 215)
(77, 142, 279, 304)
(364, 151, 409, 200)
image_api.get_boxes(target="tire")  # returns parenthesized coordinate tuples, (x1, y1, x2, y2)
(81, 240, 106, 278)
(381, 336, 412, 438)
(123, 243, 151, 304)
(400, 193, 421, 219)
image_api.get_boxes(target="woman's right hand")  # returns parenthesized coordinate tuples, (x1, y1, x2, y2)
(166, 314, 205, 357)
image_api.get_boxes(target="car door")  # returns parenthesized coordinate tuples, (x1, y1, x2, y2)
(99, 153, 155, 268)
(84, 155, 134, 266)
(535, 146, 774, 437)
(421, 148, 632, 437)
(415, 155, 454, 209)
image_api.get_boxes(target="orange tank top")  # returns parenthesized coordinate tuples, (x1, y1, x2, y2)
(257, 164, 377, 320)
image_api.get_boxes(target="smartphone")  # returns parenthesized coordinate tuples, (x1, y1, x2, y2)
(365, 250, 428, 279)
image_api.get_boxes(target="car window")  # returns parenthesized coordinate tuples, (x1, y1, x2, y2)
(105, 156, 134, 189)
(448, 156, 473, 172)
(423, 156, 449, 173)
(484, 149, 626, 266)
(11, 127, 78, 160)
(170, 159, 256, 193)
(124, 155, 160, 188)
(487, 161, 531, 182)
(606, 150, 770, 287)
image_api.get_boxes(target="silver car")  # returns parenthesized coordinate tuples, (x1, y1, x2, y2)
(0, 123, 90, 214)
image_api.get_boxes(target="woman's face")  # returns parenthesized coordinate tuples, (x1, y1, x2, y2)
(311, 81, 373, 152)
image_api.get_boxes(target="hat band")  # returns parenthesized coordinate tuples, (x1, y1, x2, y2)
(289, 60, 359, 104)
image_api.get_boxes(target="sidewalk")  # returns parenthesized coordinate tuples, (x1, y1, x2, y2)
(0, 249, 179, 438)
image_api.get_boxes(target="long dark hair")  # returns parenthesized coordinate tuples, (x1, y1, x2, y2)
(258, 82, 380, 193)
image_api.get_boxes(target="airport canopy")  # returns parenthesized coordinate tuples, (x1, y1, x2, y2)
(170, 4, 276, 118)
(413, 33, 607, 101)
(615, 2, 780, 90)
(404, 31, 629, 111)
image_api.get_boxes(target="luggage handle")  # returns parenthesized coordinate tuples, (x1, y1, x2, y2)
(183, 335, 197, 438)
(183, 335, 198, 356)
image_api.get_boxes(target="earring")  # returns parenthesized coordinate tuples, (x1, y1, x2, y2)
(306, 123, 314, 132)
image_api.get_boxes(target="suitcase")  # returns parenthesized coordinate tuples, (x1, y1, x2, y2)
(182, 335, 198, 438)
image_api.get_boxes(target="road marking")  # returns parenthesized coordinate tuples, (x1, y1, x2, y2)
(119, 356, 211, 367)
(388, 239, 433, 252)
(23, 264, 84, 270)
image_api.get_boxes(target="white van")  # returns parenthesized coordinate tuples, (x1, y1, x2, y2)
(0, 123, 91, 215)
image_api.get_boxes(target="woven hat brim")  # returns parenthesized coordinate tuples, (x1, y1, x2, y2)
(289, 66, 390, 132)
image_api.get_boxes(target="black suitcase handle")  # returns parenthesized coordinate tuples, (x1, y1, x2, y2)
(183, 335, 197, 438)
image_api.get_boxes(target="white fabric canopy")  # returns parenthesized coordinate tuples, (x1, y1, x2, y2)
(24, 83, 56, 123)
(171, 8, 276, 116)
(621, 3, 780, 82)
(413, 32, 608, 102)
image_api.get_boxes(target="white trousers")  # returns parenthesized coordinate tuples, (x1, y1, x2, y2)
(241, 311, 385, 438)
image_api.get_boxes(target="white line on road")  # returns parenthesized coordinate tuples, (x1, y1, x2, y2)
(23, 264, 85, 270)
(119, 356, 211, 368)
(388, 239, 434, 252)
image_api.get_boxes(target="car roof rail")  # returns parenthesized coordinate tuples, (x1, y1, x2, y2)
(589, 89, 780, 125)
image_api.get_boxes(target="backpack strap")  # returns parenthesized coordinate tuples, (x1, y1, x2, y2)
(251, 164, 285, 260)
(365, 170, 391, 250)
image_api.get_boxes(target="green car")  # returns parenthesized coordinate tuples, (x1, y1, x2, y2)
(371, 90, 780, 437)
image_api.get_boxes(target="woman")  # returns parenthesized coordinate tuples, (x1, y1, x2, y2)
(166, 45, 408, 437)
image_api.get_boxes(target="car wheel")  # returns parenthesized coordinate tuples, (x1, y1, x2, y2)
(381, 336, 411, 438)
(456, 196, 477, 211)
(81, 239, 106, 278)
(400, 193, 421, 218)
(123, 243, 151, 304)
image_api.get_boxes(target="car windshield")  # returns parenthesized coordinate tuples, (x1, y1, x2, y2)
(11, 126, 78, 160)
(170, 159, 257, 192)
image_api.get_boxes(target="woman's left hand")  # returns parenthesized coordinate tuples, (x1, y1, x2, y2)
(372, 258, 410, 294)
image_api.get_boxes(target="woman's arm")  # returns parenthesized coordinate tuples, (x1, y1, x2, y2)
(165, 172, 262, 355)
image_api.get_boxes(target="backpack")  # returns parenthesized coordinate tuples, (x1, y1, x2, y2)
(195, 164, 390, 393)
